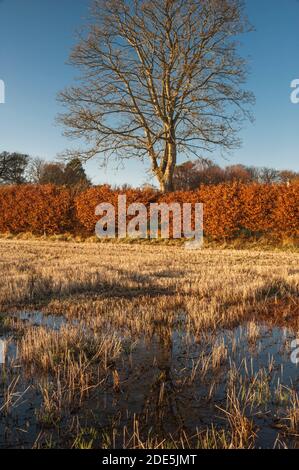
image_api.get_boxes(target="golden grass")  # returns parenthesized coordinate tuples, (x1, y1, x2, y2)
(0, 240, 298, 328)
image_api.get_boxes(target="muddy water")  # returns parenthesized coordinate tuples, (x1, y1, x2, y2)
(1, 312, 299, 448)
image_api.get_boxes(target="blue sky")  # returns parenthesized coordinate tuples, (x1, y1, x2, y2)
(0, 0, 298, 186)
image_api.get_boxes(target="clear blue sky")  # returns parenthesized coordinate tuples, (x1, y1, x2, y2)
(0, 0, 298, 186)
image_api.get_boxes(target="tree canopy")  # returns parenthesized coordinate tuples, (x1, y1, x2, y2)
(58, 0, 254, 192)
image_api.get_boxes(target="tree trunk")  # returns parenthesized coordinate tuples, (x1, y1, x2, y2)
(160, 175, 174, 193)
(159, 134, 176, 193)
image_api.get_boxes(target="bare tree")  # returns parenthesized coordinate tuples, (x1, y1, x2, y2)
(258, 167, 280, 184)
(278, 170, 299, 185)
(26, 157, 45, 183)
(58, 0, 254, 192)
(225, 164, 253, 183)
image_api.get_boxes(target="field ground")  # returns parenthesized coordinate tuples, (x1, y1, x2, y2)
(0, 231, 298, 252)
(0, 240, 299, 448)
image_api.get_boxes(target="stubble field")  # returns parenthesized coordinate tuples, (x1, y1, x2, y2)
(0, 240, 298, 449)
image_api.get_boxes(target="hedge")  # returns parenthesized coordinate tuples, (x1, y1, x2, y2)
(0, 185, 73, 235)
(0, 182, 298, 240)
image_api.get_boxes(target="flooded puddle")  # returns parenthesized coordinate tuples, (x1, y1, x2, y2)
(14, 311, 69, 330)
(1, 311, 299, 448)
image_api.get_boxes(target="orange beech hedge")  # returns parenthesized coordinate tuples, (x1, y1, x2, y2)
(75, 182, 299, 240)
(0, 182, 298, 239)
(273, 183, 299, 238)
(0, 185, 73, 234)
(74, 185, 158, 233)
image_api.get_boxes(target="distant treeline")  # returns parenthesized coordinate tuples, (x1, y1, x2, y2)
(0, 152, 298, 190)
(173, 160, 299, 189)
(0, 152, 90, 189)
(0, 182, 298, 241)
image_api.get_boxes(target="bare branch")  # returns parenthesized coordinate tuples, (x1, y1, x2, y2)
(58, 0, 254, 192)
